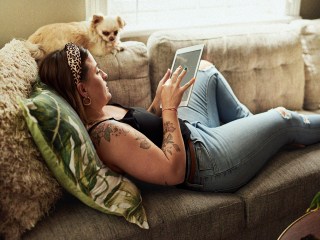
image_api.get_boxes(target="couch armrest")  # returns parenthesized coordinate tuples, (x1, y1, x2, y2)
(292, 19, 320, 110)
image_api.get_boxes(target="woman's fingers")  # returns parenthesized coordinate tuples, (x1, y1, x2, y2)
(164, 69, 171, 80)
(181, 77, 196, 91)
(160, 69, 171, 86)
(167, 66, 195, 91)
(171, 66, 183, 81)
(175, 67, 188, 85)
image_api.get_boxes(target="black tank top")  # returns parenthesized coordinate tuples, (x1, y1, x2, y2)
(87, 103, 191, 149)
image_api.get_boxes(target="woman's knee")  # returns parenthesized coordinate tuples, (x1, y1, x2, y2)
(274, 107, 292, 119)
(274, 107, 310, 124)
(199, 60, 214, 70)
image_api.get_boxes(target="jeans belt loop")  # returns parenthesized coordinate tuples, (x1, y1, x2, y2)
(187, 139, 196, 183)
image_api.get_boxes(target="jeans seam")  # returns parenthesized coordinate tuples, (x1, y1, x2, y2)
(216, 73, 250, 119)
(206, 72, 218, 127)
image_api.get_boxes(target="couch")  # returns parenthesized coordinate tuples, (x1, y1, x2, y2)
(1, 19, 320, 240)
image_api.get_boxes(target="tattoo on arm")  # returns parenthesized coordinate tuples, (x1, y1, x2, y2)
(162, 121, 181, 156)
(164, 121, 176, 133)
(90, 123, 151, 150)
(135, 135, 151, 149)
(91, 123, 129, 146)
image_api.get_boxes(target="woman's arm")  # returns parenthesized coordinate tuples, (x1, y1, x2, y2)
(159, 65, 195, 171)
(90, 120, 186, 185)
(147, 97, 161, 116)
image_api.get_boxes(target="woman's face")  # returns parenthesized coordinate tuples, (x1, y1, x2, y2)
(83, 53, 111, 107)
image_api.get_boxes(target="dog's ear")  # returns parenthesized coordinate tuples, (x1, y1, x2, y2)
(116, 16, 126, 29)
(92, 14, 104, 27)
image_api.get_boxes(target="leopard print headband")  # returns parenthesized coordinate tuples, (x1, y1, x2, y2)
(65, 43, 82, 85)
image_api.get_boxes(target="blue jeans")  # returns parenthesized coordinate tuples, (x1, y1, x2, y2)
(178, 66, 320, 192)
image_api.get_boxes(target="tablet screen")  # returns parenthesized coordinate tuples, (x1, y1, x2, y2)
(171, 44, 204, 106)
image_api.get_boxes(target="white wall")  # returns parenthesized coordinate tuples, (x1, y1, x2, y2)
(0, 0, 318, 49)
(0, 0, 86, 48)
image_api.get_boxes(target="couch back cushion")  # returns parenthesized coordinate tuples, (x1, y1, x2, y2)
(94, 41, 151, 108)
(147, 24, 305, 113)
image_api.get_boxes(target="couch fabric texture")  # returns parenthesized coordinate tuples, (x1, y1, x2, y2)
(95, 41, 151, 108)
(1, 19, 320, 240)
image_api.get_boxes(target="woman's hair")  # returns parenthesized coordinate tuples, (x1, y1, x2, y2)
(39, 45, 89, 124)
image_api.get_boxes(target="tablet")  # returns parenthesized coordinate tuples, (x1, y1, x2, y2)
(170, 44, 204, 106)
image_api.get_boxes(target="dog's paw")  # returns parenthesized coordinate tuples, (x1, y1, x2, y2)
(119, 45, 126, 52)
(116, 42, 126, 52)
(111, 49, 117, 55)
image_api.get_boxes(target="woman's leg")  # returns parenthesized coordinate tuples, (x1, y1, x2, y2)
(178, 61, 251, 128)
(189, 108, 320, 192)
(214, 66, 252, 124)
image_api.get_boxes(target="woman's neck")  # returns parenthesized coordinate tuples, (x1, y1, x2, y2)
(84, 104, 128, 127)
(85, 105, 108, 125)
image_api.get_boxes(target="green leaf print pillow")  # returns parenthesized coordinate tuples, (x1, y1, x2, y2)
(18, 81, 148, 229)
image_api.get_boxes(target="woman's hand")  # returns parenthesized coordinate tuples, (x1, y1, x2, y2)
(161, 66, 196, 109)
(147, 69, 171, 116)
(155, 68, 171, 101)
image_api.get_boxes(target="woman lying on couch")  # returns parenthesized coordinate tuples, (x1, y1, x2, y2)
(39, 42, 320, 192)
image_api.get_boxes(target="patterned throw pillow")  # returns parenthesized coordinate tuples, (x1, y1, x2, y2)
(18, 81, 149, 229)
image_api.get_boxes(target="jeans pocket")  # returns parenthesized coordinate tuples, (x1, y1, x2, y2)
(194, 142, 215, 176)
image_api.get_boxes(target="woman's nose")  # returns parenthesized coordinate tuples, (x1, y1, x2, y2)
(102, 71, 108, 80)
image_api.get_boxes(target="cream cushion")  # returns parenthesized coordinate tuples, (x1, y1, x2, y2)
(0, 39, 151, 239)
(0, 39, 62, 240)
(148, 24, 305, 113)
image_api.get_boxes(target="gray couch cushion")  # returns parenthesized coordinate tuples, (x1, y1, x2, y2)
(95, 41, 151, 108)
(23, 187, 245, 240)
(237, 143, 320, 229)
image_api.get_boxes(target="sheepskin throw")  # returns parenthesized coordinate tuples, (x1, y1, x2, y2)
(0, 39, 62, 240)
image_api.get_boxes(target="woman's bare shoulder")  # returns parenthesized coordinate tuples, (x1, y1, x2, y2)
(89, 119, 131, 147)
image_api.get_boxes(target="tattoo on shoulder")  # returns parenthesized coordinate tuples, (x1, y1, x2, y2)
(162, 121, 181, 156)
(90, 123, 129, 146)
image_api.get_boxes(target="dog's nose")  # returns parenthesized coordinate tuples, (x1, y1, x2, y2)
(109, 37, 115, 41)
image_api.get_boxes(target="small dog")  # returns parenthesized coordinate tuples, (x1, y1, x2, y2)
(27, 14, 126, 60)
